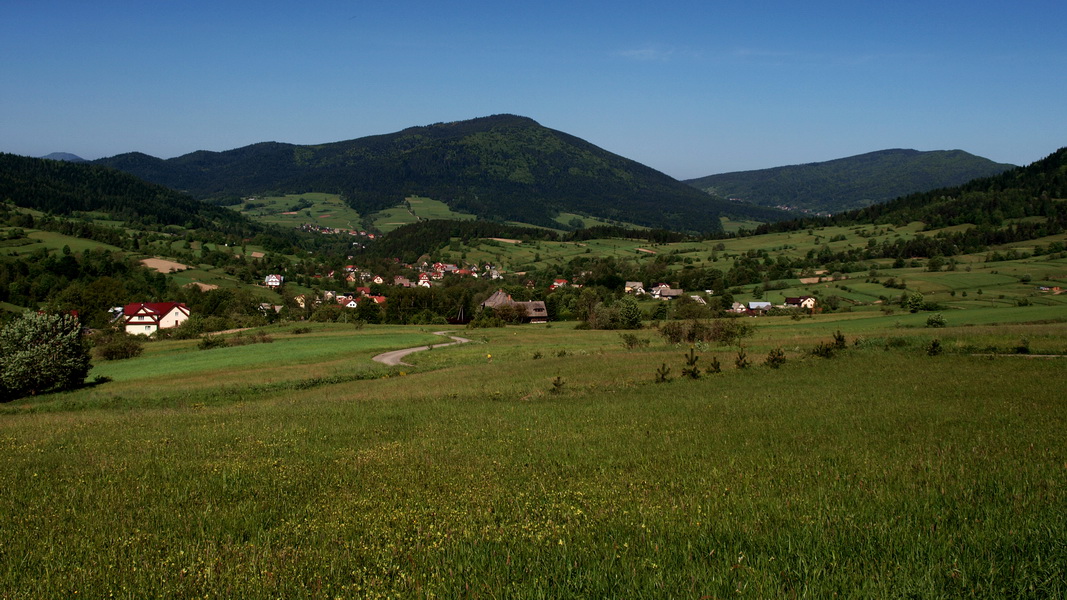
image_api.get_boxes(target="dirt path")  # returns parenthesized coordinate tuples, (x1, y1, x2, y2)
(372, 331, 472, 367)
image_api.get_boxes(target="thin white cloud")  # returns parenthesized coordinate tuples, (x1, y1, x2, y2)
(616, 44, 677, 62)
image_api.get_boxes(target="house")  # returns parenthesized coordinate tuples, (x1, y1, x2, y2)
(689, 295, 707, 305)
(394, 276, 412, 287)
(549, 279, 569, 290)
(121, 302, 190, 335)
(480, 289, 549, 323)
(785, 296, 817, 310)
(372, 275, 385, 285)
(747, 301, 772, 314)
(624, 281, 646, 295)
(650, 284, 684, 300)
(264, 274, 284, 288)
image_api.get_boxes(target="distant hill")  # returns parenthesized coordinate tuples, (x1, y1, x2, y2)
(0, 153, 261, 239)
(840, 146, 1066, 228)
(94, 115, 790, 234)
(40, 152, 86, 163)
(685, 149, 1016, 214)
(752, 146, 1067, 249)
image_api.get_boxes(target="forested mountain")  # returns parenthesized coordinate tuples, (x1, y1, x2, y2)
(40, 153, 85, 163)
(685, 149, 1015, 214)
(752, 146, 1067, 256)
(93, 114, 789, 234)
(0, 153, 262, 240)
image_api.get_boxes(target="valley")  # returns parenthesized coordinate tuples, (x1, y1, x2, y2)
(0, 125, 1065, 597)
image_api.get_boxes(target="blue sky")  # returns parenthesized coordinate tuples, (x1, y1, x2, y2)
(3, 1, 1065, 179)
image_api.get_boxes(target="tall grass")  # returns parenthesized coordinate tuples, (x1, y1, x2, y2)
(1, 339, 1064, 597)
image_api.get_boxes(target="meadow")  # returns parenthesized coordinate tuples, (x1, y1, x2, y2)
(1, 310, 1065, 598)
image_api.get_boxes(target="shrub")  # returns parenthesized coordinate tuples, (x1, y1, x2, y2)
(681, 347, 701, 379)
(93, 330, 145, 361)
(0, 312, 91, 400)
(197, 335, 228, 350)
(927, 339, 943, 356)
(926, 313, 947, 328)
(706, 355, 722, 374)
(810, 342, 836, 358)
(291, 326, 312, 334)
(654, 363, 671, 383)
(620, 332, 650, 350)
(764, 347, 786, 369)
(832, 330, 847, 349)
(734, 349, 750, 370)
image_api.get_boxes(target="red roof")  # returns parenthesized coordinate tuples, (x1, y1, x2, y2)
(123, 302, 187, 316)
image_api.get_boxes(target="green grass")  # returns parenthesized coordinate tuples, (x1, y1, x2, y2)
(235, 193, 364, 230)
(1, 317, 1065, 596)
(370, 197, 477, 233)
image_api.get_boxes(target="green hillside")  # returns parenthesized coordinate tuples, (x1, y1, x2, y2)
(94, 115, 790, 234)
(686, 149, 1015, 214)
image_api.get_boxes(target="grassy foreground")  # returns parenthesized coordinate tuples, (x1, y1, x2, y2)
(1, 320, 1065, 598)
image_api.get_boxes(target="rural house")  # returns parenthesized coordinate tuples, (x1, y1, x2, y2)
(785, 296, 818, 310)
(481, 289, 549, 323)
(121, 302, 190, 335)
(264, 274, 284, 288)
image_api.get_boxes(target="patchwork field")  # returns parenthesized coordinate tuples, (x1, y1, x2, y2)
(2, 311, 1065, 597)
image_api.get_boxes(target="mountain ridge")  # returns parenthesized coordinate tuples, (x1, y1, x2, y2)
(685, 148, 1016, 214)
(92, 114, 789, 234)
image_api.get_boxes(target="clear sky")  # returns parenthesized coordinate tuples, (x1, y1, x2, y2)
(3, 1, 1066, 179)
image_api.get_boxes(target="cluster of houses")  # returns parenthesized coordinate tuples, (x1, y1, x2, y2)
(297, 223, 377, 240)
(730, 296, 817, 315)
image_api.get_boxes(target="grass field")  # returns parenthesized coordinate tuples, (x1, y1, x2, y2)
(1, 313, 1065, 597)
(370, 197, 477, 233)
(237, 193, 364, 231)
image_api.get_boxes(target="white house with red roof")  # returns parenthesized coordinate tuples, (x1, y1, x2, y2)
(122, 302, 190, 335)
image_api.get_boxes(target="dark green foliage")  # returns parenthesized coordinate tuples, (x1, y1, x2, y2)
(91, 115, 790, 233)
(0, 153, 262, 239)
(734, 349, 750, 370)
(811, 342, 837, 359)
(291, 327, 312, 334)
(0, 312, 91, 400)
(680, 347, 702, 379)
(686, 149, 1015, 214)
(764, 347, 787, 369)
(926, 339, 943, 356)
(654, 363, 671, 383)
(550, 376, 565, 395)
(659, 318, 754, 346)
(93, 330, 145, 361)
(619, 333, 650, 350)
(832, 330, 847, 349)
(706, 355, 722, 374)
(926, 313, 947, 328)
(197, 335, 229, 350)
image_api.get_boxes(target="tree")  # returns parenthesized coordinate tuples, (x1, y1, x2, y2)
(0, 312, 91, 401)
(617, 296, 642, 329)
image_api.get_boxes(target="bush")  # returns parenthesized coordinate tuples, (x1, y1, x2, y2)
(93, 330, 145, 361)
(764, 347, 786, 369)
(0, 312, 91, 400)
(620, 332, 650, 350)
(926, 313, 947, 328)
(197, 335, 228, 350)
(810, 342, 836, 359)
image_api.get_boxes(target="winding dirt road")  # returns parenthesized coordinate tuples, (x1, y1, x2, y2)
(371, 331, 472, 367)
